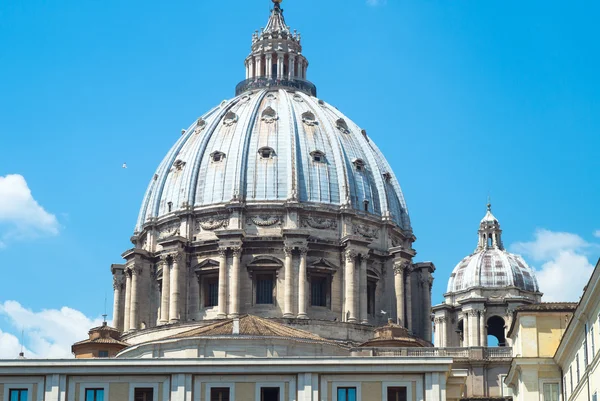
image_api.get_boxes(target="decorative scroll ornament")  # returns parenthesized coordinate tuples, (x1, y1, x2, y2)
(158, 221, 181, 239)
(302, 215, 338, 230)
(196, 215, 230, 231)
(261, 106, 278, 124)
(393, 260, 410, 275)
(353, 223, 379, 239)
(195, 118, 207, 134)
(223, 111, 238, 127)
(302, 111, 317, 126)
(248, 215, 281, 227)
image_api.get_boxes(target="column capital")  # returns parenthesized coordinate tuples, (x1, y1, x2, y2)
(344, 248, 358, 259)
(298, 247, 308, 256)
(218, 247, 228, 257)
(231, 246, 242, 257)
(393, 260, 410, 275)
(284, 246, 294, 256)
(113, 275, 124, 290)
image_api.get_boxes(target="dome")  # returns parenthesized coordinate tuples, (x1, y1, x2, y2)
(446, 203, 540, 294)
(135, 85, 410, 233)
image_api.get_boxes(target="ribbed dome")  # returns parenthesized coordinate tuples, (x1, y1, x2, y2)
(135, 89, 410, 232)
(446, 204, 540, 294)
(447, 248, 539, 293)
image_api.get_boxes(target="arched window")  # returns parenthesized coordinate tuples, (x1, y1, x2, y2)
(488, 236, 493, 247)
(487, 315, 507, 346)
(258, 147, 276, 159)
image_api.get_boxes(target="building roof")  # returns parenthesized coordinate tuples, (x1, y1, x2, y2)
(506, 302, 578, 338)
(166, 315, 339, 345)
(359, 320, 431, 348)
(72, 322, 130, 349)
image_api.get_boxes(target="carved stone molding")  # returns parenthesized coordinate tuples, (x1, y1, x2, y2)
(344, 248, 358, 259)
(158, 221, 181, 240)
(247, 215, 281, 227)
(353, 223, 379, 239)
(196, 215, 230, 231)
(302, 215, 337, 230)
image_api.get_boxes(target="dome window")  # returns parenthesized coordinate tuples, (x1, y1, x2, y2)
(383, 172, 392, 182)
(363, 199, 370, 212)
(258, 146, 276, 159)
(173, 159, 186, 171)
(336, 118, 350, 134)
(223, 111, 238, 127)
(261, 106, 278, 124)
(353, 158, 366, 171)
(310, 150, 326, 163)
(210, 151, 226, 163)
(167, 202, 173, 212)
(195, 118, 207, 134)
(293, 94, 304, 102)
(302, 111, 317, 126)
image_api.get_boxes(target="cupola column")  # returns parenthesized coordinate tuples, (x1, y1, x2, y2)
(229, 247, 242, 318)
(123, 270, 132, 332)
(217, 248, 228, 319)
(266, 54, 273, 78)
(297, 247, 308, 319)
(255, 56, 262, 78)
(169, 253, 182, 323)
(277, 53, 284, 78)
(283, 246, 294, 318)
(344, 249, 358, 323)
(250, 57, 255, 79)
(159, 256, 170, 324)
(289, 55, 295, 79)
(393, 262, 406, 327)
(129, 267, 140, 331)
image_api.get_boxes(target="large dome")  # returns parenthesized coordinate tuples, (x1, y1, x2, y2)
(446, 204, 540, 294)
(135, 89, 410, 232)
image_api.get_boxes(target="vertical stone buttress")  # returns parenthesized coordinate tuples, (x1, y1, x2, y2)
(217, 248, 228, 319)
(297, 247, 308, 319)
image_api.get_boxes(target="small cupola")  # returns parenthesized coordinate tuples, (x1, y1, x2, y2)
(71, 321, 129, 359)
(476, 202, 504, 251)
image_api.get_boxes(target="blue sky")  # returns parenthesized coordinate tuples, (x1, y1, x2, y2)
(0, 0, 599, 357)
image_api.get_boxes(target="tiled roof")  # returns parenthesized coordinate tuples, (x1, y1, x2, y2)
(72, 337, 129, 347)
(166, 315, 334, 344)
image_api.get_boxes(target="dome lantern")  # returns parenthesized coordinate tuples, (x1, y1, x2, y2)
(237, 0, 316, 96)
(476, 202, 504, 252)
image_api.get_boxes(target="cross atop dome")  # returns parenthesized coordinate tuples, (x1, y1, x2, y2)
(476, 202, 504, 251)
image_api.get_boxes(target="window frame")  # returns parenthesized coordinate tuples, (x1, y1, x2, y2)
(205, 383, 235, 401)
(540, 380, 560, 401)
(8, 389, 28, 401)
(129, 383, 159, 401)
(202, 274, 219, 308)
(382, 382, 413, 401)
(82, 386, 107, 401)
(254, 272, 276, 305)
(255, 382, 284, 401)
(2, 381, 39, 401)
(310, 274, 331, 308)
(332, 382, 361, 401)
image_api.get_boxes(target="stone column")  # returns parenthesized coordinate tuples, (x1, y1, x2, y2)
(159, 256, 170, 324)
(441, 317, 447, 347)
(289, 55, 295, 79)
(344, 249, 358, 323)
(189, 271, 200, 320)
(112, 275, 123, 332)
(129, 267, 139, 331)
(394, 262, 406, 326)
(277, 54, 284, 78)
(479, 310, 487, 347)
(230, 247, 242, 318)
(245, 61, 249, 79)
(266, 54, 273, 78)
(359, 256, 368, 324)
(297, 247, 308, 319)
(421, 271, 433, 342)
(217, 248, 228, 319)
(256, 56, 262, 78)
(123, 270, 132, 331)
(405, 267, 413, 332)
(169, 253, 182, 323)
(283, 246, 294, 318)
(462, 313, 469, 347)
(469, 310, 478, 346)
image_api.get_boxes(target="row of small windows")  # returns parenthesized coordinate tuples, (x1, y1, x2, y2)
(564, 314, 600, 399)
(336, 386, 406, 401)
(81, 387, 153, 401)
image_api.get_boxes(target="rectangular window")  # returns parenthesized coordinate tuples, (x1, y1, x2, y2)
(9, 389, 28, 401)
(85, 389, 104, 401)
(204, 276, 219, 307)
(570, 366, 573, 391)
(387, 387, 407, 401)
(543, 383, 559, 401)
(256, 274, 274, 304)
(134, 388, 154, 401)
(584, 323, 589, 366)
(260, 387, 280, 401)
(576, 353, 580, 382)
(563, 376, 568, 400)
(337, 387, 357, 401)
(210, 388, 230, 401)
(98, 350, 109, 358)
(367, 281, 376, 316)
(311, 276, 328, 307)
(592, 326, 596, 358)
(593, 392, 598, 401)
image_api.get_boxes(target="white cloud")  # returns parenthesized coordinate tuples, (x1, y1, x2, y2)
(594, 230, 600, 238)
(0, 301, 102, 359)
(0, 174, 59, 247)
(367, 0, 387, 6)
(511, 229, 598, 302)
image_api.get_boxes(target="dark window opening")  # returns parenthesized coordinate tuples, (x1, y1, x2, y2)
(134, 388, 154, 401)
(98, 350, 109, 358)
(261, 387, 280, 401)
(311, 276, 329, 307)
(337, 387, 357, 401)
(256, 274, 275, 304)
(387, 387, 407, 401)
(210, 388, 230, 401)
(167, 202, 173, 212)
(457, 319, 465, 345)
(487, 236, 493, 247)
(85, 389, 104, 401)
(367, 281, 376, 316)
(259, 147, 275, 159)
(363, 199, 369, 212)
(204, 276, 219, 307)
(487, 315, 507, 346)
(9, 389, 28, 401)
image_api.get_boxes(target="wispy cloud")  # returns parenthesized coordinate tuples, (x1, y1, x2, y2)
(511, 229, 598, 302)
(0, 301, 102, 359)
(0, 174, 59, 248)
(594, 230, 600, 238)
(366, 0, 387, 6)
